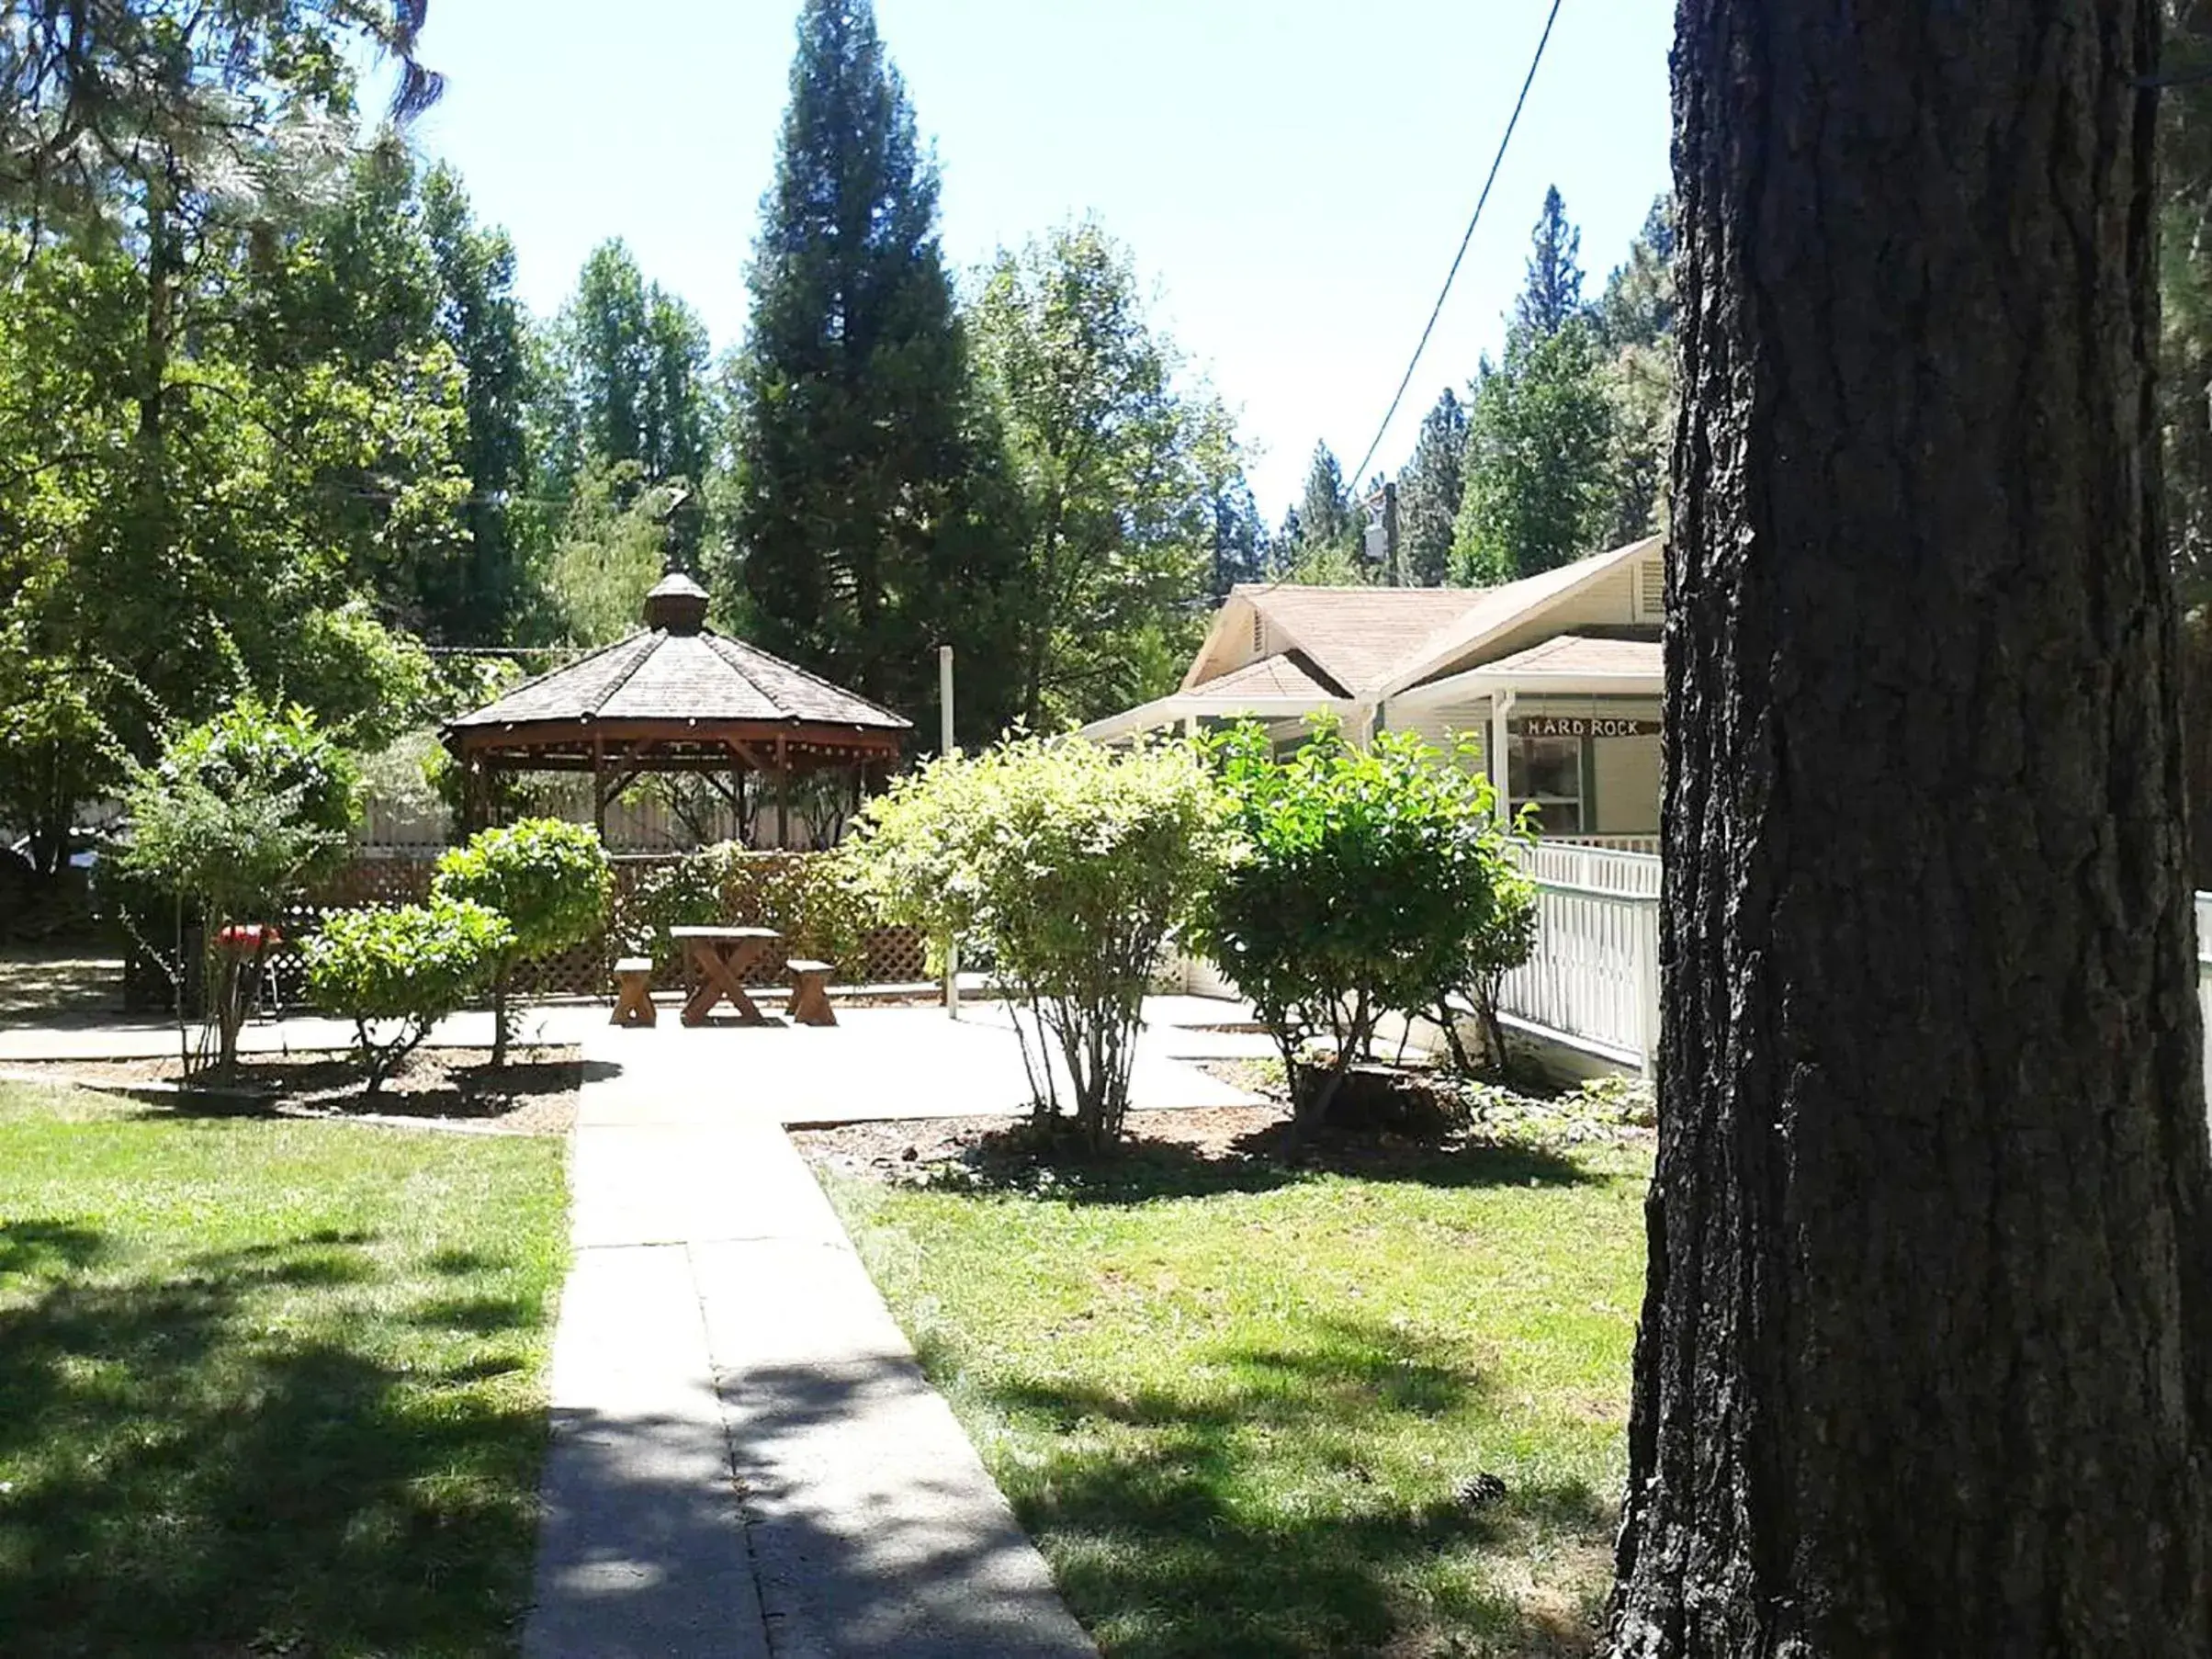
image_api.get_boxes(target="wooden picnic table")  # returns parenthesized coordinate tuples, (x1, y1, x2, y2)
(669, 925, 783, 1026)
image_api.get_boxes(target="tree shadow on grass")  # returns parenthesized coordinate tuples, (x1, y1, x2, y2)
(921, 1120, 1596, 1207)
(0, 1224, 548, 1657)
(923, 1314, 1615, 1658)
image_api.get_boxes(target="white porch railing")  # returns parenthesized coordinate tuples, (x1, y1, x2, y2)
(1552, 833, 1663, 856)
(1499, 853, 2212, 1099)
(2199, 893, 2212, 1109)
(1497, 841, 1662, 1074)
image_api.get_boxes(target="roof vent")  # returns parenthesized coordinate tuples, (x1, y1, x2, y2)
(644, 571, 710, 635)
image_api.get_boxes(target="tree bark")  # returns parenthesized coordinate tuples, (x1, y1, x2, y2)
(1612, 3, 2212, 1653)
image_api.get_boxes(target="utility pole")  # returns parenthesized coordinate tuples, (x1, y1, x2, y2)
(939, 644, 958, 1019)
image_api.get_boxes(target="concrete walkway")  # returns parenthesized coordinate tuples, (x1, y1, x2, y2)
(525, 1021, 1100, 1659)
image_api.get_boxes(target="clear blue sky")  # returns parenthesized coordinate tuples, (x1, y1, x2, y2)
(395, 0, 1672, 517)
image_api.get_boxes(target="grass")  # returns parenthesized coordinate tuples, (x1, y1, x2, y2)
(816, 1132, 1649, 1659)
(0, 1079, 568, 1658)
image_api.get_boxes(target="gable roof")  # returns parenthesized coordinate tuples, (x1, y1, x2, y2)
(1190, 536, 1662, 703)
(1192, 585, 1489, 696)
(1476, 633, 1660, 680)
(1379, 536, 1661, 697)
(1194, 649, 1345, 702)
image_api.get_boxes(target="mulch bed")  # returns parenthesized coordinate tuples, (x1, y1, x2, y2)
(9, 1045, 581, 1135)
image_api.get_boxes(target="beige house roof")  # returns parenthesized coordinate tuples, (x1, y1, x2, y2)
(1198, 650, 1346, 701)
(1089, 536, 1665, 744)
(1479, 634, 1661, 679)
(1381, 536, 1661, 696)
(1200, 585, 1487, 695)
(1078, 649, 1358, 742)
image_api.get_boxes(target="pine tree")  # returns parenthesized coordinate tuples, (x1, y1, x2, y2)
(1612, 0, 2212, 1647)
(1395, 389, 1467, 586)
(1595, 195, 1676, 354)
(1299, 443, 1358, 552)
(1595, 196, 1678, 547)
(733, 0, 1015, 737)
(1453, 188, 1614, 583)
(1512, 185, 1585, 340)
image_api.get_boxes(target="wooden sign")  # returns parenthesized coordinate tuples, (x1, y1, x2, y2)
(1510, 715, 1655, 739)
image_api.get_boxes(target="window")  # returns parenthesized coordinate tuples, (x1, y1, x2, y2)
(1508, 732, 1584, 834)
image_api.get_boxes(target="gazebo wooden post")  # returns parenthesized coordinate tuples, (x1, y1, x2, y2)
(459, 752, 482, 838)
(775, 737, 790, 850)
(591, 736, 607, 839)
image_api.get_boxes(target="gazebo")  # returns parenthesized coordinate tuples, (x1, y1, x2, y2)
(440, 573, 910, 844)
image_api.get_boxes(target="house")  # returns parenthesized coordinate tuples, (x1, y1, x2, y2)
(1081, 535, 1665, 843)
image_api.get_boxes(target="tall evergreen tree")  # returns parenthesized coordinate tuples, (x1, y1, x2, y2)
(1512, 185, 1585, 340)
(1595, 195, 1676, 354)
(1611, 0, 2212, 1649)
(1451, 326, 1613, 583)
(1453, 189, 1615, 584)
(1273, 445, 1369, 584)
(1207, 471, 1269, 598)
(732, 0, 1015, 738)
(1299, 443, 1358, 551)
(1595, 197, 1678, 548)
(1395, 388, 1467, 586)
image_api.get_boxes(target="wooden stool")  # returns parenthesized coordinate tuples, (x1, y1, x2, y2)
(785, 959, 837, 1027)
(610, 957, 657, 1027)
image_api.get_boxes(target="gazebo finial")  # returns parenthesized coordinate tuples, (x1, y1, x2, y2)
(643, 570, 710, 635)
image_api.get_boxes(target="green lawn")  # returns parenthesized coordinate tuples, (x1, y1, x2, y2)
(817, 1134, 1649, 1659)
(0, 1080, 568, 1658)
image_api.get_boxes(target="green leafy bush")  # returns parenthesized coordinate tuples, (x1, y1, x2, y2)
(615, 844, 873, 976)
(850, 734, 1224, 1151)
(119, 702, 360, 1079)
(1449, 861, 1540, 1073)
(304, 899, 514, 1094)
(432, 818, 612, 1065)
(1192, 719, 1519, 1130)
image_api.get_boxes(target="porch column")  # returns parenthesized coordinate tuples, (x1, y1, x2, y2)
(1489, 692, 1517, 828)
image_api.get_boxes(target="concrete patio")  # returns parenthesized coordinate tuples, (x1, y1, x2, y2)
(0, 990, 1275, 1122)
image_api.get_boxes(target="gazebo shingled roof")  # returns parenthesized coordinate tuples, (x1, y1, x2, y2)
(440, 573, 910, 835)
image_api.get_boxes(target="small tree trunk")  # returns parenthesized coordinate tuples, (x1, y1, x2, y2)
(1433, 1001, 1477, 1074)
(490, 963, 511, 1069)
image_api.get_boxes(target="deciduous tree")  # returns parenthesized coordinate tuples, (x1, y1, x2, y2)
(970, 220, 1234, 727)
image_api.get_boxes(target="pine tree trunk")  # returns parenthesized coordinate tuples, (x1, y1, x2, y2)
(1611, 3, 2212, 1653)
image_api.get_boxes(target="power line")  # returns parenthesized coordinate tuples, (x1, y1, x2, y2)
(1344, 0, 1567, 495)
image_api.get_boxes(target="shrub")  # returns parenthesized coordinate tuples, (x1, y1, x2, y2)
(119, 702, 359, 1080)
(1192, 718, 1518, 1132)
(1447, 862, 1540, 1073)
(849, 734, 1224, 1152)
(432, 818, 612, 1066)
(304, 899, 514, 1094)
(615, 844, 873, 977)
